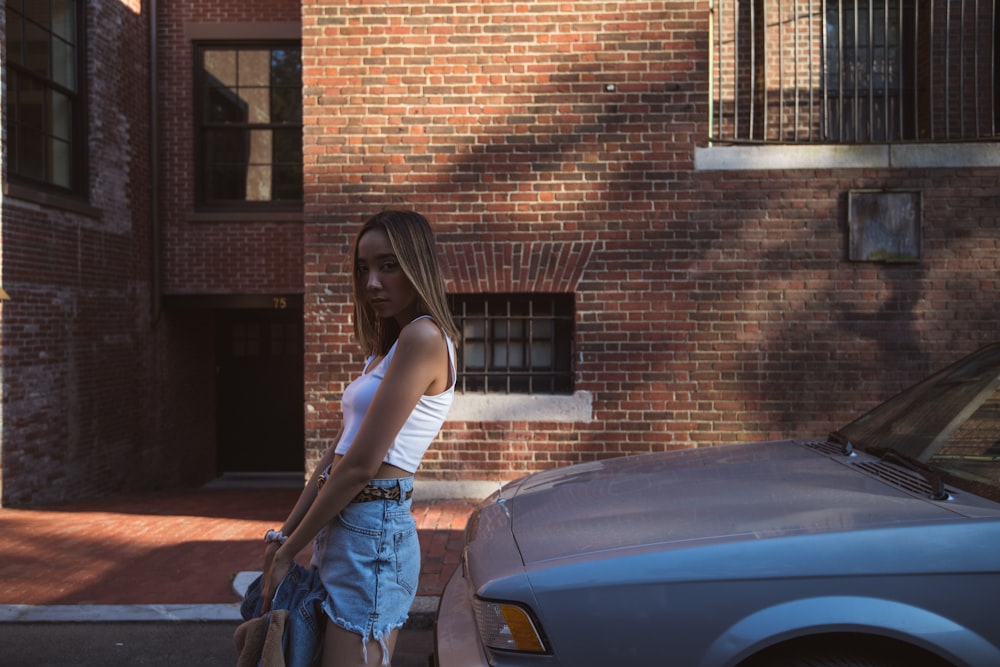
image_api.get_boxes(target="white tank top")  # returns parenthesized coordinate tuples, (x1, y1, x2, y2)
(333, 316, 456, 473)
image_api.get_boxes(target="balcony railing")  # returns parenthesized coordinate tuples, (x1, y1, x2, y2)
(708, 0, 1000, 144)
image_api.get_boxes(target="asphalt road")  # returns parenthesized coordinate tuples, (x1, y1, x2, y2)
(0, 621, 433, 667)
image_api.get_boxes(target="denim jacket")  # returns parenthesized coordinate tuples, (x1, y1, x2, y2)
(241, 563, 325, 667)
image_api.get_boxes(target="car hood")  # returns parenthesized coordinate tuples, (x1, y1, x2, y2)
(504, 440, 969, 565)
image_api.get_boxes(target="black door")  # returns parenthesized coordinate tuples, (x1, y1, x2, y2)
(216, 307, 304, 473)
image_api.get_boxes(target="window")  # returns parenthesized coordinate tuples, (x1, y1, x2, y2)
(709, 1, 1000, 144)
(825, 0, 903, 142)
(195, 43, 302, 208)
(5, 0, 85, 193)
(450, 294, 574, 395)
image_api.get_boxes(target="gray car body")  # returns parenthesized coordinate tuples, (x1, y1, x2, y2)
(435, 439, 1000, 667)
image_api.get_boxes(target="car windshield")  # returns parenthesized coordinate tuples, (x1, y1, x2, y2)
(838, 343, 1000, 502)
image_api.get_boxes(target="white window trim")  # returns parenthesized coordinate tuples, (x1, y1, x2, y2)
(695, 143, 1000, 171)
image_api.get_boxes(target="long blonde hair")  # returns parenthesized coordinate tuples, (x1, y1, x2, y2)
(351, 210, 459, 356)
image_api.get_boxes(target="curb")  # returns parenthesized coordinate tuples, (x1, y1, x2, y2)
(0, 571, 440, 627)
(0, 596, 440, 627)
(0, 603, 245, 623)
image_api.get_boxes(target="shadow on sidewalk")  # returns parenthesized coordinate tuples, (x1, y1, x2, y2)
(0, 487, 475, 606)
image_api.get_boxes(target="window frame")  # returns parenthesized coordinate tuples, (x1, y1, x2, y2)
(4, 0, 88, 197)
(450, 293, 575, 396)
(823, 0, 907, 143)
(193, 40, 303, 212)
(708, 0, 999, 147)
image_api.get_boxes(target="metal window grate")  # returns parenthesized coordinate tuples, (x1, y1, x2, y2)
(450, 294, 575, 395)
(708, 0, 1000, 144)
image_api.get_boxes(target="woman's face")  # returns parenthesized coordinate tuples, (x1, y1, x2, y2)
(356, 227, 420, 326)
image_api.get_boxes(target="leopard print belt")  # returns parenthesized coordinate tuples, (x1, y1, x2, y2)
(317, 470, 413, 503)
(352, 484, 413, 503)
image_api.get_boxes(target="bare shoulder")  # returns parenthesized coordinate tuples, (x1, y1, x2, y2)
(394, 318, 452, 393)
(397, 317, 448, 354)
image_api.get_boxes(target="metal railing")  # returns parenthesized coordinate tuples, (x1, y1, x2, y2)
(708, 0, 1000, 144)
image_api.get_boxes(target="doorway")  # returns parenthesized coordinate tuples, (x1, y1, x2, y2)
(216, 307, 304, 473)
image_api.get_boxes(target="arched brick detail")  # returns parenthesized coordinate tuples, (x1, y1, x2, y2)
(441, 241, 594, 294)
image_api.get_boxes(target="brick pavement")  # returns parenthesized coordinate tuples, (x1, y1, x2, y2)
(0, 487, 477, 606)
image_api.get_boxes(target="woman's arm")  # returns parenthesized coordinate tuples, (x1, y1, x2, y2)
(258, 428, 341, 613)
(267, 319, 450, 573)
(276, 428, 342, 537)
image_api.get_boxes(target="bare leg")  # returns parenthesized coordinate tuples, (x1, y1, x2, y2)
(322, 618, 399, 667)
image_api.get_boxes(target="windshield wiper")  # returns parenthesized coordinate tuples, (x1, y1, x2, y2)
(879, 449, 950, 501)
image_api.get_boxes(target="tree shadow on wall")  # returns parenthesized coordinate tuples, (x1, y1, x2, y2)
(421, 92, 950, 448)
(326, 32, 997, 454)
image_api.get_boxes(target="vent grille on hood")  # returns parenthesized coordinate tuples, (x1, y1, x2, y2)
(851, 461, 938, 497)
(802, 440, 846, 457)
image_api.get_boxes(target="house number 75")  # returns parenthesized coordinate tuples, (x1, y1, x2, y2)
(273, 297, 287, 310)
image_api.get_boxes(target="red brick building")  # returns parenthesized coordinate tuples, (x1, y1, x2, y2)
(2, 1, 998, 505)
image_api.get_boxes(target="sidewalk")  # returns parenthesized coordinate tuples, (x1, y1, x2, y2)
(0, 482, 479, 623)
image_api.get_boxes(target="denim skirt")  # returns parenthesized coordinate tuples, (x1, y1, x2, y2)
(311, 476, 419, 664)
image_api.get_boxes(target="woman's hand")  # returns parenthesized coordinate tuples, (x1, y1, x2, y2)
(260, 542, 292, 615)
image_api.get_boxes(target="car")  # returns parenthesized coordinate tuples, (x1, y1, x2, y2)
(434, 343, 1000, 667)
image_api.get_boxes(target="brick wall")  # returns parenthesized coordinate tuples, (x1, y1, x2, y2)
(157, 0, 304, 294)
(2, 1, 997, 504)
(300, 1, 999, 482)
(0, 0, 158, 504)
(150, 1, 308, 494)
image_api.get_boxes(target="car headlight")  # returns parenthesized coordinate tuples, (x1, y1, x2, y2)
(472, 597, 548, 654)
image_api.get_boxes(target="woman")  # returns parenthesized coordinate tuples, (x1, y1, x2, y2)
(260, 210, 459, 666)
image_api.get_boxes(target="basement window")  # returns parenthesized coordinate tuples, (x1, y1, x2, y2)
(450, 294, 575, 395)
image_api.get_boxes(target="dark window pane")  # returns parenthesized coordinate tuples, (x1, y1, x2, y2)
(50, 136, 72, 187)
(204, 128, 247, 163)
(9, 70, 20, 124)
(50, 89, 73, 140)
(206, 163, 246, 201)
(23, 0, 50, 26)
(270, 48, 301, 87)
(207, 85, 247, 123)
(17, 127, 46, 180)
(272, 166, 303, 200)
(51, 36, 76, 89)
(271, 86, 302, 123)
(8, 10, 24, 65)
(23, 20, 51, 78)
(273, 128, 303, 163)
(18, 75, 45, 130)
(51, 0, 76, 42)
